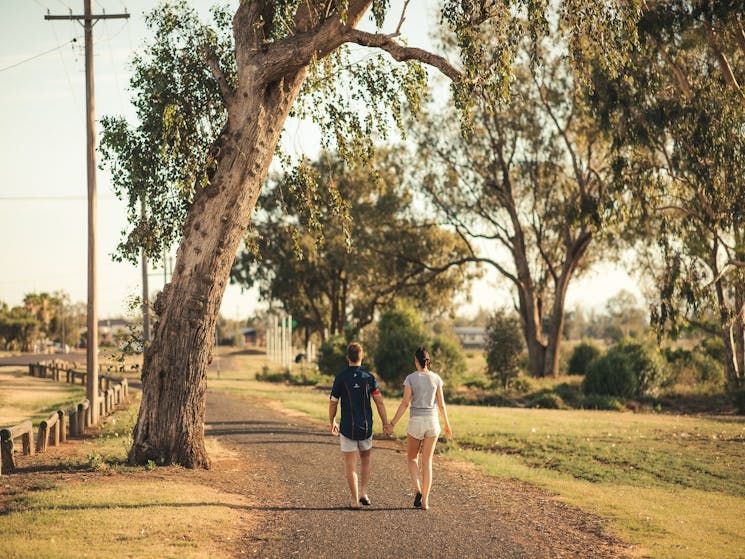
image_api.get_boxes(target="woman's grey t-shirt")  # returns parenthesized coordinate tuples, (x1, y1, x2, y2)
(404, 371, 443, 417)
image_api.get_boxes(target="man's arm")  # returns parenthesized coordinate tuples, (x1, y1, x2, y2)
(328, 399, 339, 435)
(372, 391, 389, 427)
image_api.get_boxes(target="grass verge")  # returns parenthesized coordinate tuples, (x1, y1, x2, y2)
(0, 391, 256, 559)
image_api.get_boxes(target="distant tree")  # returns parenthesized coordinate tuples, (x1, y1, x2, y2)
(568, 340, 601, 375)
(591, 1, 745, 387)
(231, 149, 473, 341)
(316, 334, 349, 377)
(418, 32, 633, 378)
(373, 304, 428, 387)
(485, 310, 524, 388)
(604, 290, 647, 339)
(431, 333, 467, 379)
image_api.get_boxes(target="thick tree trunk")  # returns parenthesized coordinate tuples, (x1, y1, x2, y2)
(516, 282, 547, 377)
(129, 74, 306, 467)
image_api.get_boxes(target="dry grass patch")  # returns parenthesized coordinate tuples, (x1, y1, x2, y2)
(0, 367, 85, 425)
(0, 477, 251, 559)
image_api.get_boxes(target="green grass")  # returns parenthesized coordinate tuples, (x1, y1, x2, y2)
(205, 350, 745, 559)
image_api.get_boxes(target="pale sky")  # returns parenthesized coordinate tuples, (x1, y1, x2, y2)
(0, 0, 641, 321)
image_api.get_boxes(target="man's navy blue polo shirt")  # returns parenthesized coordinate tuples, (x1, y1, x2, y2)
(330, 366, 380, 440)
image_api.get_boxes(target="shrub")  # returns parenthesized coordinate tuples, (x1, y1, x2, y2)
(373, 305, 428, 386)
(553, 382, 583, 407)
(581, 394, 626, 411)
(509, 375, 535, 393)
(698, 336, 725, 362)
(316, 334, 348, 377)
(530, 392, 565, 409)
(583, 340, 669, 398)
(615, 340, 670, 397)
(485, 310, 524, 388)
(568, 341, 601, 375)
(431, 334, 467, 379)
(583, 352, 637, 398)
(731, 387, 745, 415)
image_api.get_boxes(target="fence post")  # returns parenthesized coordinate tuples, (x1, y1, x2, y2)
(37, 422, 49, 453)
(22, 430, 34, 456)
(1, 434, 14, 474)
(58, 410, 67, 443)
(68, 407, 77, 437)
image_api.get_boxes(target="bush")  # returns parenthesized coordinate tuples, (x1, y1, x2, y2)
(581, 394, 626, 411)
(568, 341, 601, 375)
(698, 336, 725, 362)
(583, 340, 669, 398)
(431, 334, 467, 379)
(583, 352, 637, 398)
(485, 310, 524, 388)
(509, 375, 535, 393)
(529, 392, 565, 409)
(731, 387, 745, 415)
(553, 382, 583, 407)
(316, 334, 348, 377)
(373, 305, 428, 386)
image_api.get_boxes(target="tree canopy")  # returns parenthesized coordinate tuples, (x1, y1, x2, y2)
(231, 148, 474, 340)
(591, 0, 745, 386)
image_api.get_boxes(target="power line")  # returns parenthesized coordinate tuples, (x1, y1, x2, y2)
(0, 37, 80, 73)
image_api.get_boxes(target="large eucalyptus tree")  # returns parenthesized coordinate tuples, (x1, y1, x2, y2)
(592, 0, 745, 387)
(416, 40, 627, 378)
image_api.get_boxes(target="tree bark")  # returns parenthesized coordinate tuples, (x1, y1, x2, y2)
(129, 72, 306, 467)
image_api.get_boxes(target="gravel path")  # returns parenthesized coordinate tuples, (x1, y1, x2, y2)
(204, 391, 633, 559)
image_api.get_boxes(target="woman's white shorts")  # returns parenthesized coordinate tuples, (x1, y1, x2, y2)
(407, 415, 441, 440)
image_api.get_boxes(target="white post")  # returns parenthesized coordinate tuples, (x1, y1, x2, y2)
(287, 314, 293, 370)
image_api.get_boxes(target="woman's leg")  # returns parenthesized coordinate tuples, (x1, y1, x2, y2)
(406, 434, 422, 494)
(419, 436, 438, 510)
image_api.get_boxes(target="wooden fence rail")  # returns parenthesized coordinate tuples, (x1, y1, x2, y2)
(0, 361, 132, 475)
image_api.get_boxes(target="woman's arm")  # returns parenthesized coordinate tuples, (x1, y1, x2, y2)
(436, 386, 452, 439)
(389, 385, 412, 430)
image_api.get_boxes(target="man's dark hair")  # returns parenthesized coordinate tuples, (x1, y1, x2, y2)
(347, 342, 363, 363)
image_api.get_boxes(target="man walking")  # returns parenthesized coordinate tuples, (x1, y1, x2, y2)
(329, 342, 389, 509)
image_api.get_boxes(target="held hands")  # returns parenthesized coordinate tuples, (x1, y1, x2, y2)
(383, 423, 394, 437)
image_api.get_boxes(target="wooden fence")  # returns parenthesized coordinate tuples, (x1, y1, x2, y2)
(0, 361, 130, 475)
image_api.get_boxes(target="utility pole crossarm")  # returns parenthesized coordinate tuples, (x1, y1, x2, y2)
(44, 13, 130, 21)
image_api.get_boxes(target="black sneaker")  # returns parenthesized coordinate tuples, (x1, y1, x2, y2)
(414, 492, 422, 508)
(359, 496, 371, 506)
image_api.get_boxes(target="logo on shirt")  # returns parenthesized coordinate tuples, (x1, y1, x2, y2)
(353, 383, 360, 389)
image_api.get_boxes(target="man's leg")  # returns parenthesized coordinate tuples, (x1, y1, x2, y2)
(343, 451, 360, 508)
(359, 448, 371, 500)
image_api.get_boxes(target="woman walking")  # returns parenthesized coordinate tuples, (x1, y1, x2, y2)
(386, 347, 452, 510)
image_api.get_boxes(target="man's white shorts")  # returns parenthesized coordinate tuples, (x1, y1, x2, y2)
(340, 434, 373, 452)
(407, 415, 441, 440)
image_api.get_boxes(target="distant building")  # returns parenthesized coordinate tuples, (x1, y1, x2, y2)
(239, 327, 257, 345)
(455, 326, 487, 348)
(80, 318, 133, 347)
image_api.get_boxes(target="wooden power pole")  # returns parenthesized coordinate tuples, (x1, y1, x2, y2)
(45, 1, 129, 425)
